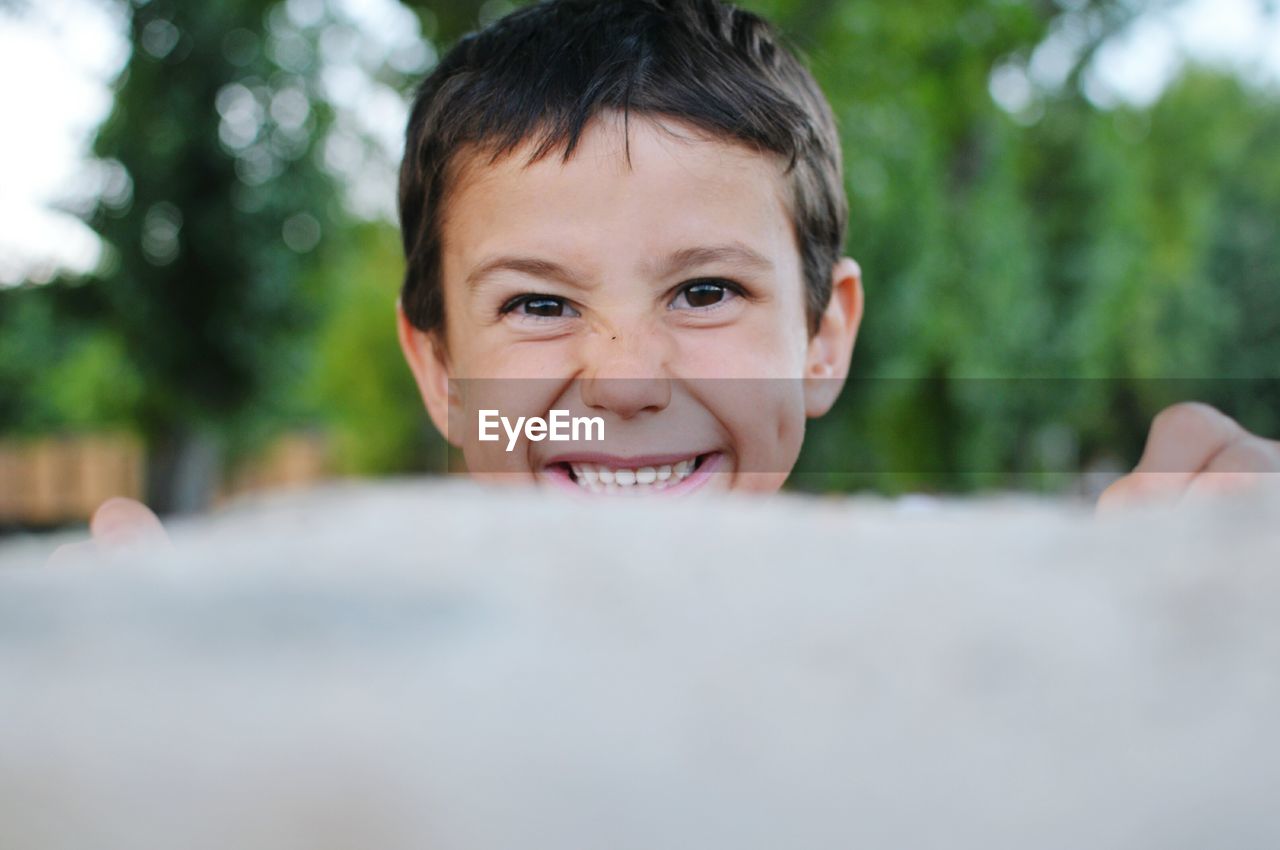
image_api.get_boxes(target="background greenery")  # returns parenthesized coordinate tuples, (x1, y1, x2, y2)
(1, 0, 1277, 507)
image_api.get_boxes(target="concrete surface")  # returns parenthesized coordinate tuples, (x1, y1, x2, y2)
(1, 480, 1278, 849)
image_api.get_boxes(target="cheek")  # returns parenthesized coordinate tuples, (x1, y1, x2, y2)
(451, 325, 579, 381)
(478, 347, 572, 380)
(676, 315, 810, 379)
(695, 379, 807, 475)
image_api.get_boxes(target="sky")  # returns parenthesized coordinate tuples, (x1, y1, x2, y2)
(1, 0, 1278, 287)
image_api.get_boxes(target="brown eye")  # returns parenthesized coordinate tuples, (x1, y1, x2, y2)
(524, 297, 566, 317)
(685, 283, 724, 307)
(501, 295, 581, 319)
(672, 280, 739, 311)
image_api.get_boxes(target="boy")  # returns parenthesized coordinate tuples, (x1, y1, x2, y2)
(64, 0, 1279, 550)
(394, 0, 858, 495)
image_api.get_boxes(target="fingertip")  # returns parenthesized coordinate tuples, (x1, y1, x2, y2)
(1095, 471, 1185, 516)
(1141, 403, 1245, 473)
(46, 541, 95, 568)
(90, 497, 167, 546)
(1095, 478, 1134, 516)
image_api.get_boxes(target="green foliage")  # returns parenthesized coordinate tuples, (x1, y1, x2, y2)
(773, 0, 1280, 492)
(0, 284, 143, 435)
(85, 0, 346, 438)
(301, 222, 447, 476)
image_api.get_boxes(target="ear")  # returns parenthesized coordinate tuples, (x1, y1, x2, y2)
(803, 257, 864, 418)
(396, 300, 460, 446)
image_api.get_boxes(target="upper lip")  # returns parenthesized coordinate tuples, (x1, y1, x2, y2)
(541, 450, 714, 470)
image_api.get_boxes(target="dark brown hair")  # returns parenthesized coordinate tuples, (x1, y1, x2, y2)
(398, 0, 846, 337)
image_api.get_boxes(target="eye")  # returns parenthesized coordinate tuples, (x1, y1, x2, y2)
(669, 279, 741, 311)
(500, 294, 581, 319)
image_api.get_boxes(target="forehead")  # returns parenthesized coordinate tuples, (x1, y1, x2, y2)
(440, 113, 799, 275)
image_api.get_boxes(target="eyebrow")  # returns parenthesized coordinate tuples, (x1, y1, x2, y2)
(649, 243, 775, 279)
(466, 256, 587, 290)
(466, 242, 775, 290)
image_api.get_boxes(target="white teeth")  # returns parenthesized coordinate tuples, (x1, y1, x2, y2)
(562, 456, 703, 495)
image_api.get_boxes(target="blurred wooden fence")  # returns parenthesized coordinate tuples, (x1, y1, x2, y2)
(0, 433, 330, 525)
(0, 435, 144, 525)
(215, 434, 331, 505)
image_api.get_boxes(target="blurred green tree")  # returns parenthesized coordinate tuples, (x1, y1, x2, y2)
(769, 0, 1280, 492)
(301, 222, 446, 476)
(70, 0, 346, 511)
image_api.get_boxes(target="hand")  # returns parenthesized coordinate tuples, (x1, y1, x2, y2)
(47, 497, 172, 567)
(1098, 402, 1280, 512)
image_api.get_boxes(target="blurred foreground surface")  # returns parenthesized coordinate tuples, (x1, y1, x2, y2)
(2, 483, 1280, 849)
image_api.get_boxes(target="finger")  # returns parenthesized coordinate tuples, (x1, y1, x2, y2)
(1204, 434, 1280, 474)
(1183, 435, 1280, 503)
(90, 497, 171, 551)
(1103, 433, 1280, 513)
(1096, 403, 1248, 514)
(1135, 402, 1247, 476)
(46, 540, 99, 568)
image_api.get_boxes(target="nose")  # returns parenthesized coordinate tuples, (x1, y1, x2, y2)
(579, 326, 672, 419)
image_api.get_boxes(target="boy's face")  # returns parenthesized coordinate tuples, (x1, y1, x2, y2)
(399, 113, 862, 495)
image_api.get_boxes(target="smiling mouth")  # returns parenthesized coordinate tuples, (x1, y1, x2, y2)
(548, 453, 715, 494)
